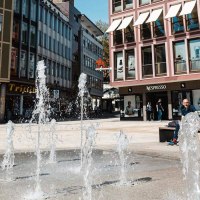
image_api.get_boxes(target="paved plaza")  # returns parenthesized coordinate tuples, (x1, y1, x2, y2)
(0, 119, 187, 200)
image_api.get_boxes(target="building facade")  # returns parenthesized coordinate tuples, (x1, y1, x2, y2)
(0, 0, 14, 121)
(107, 0, 200, 120)
(38, 0, 72, 112)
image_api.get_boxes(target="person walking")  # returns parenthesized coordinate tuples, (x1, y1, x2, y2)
(169, 98, 196, 145)
(156, 99, 164, 121)
(146, 102, 152, 121)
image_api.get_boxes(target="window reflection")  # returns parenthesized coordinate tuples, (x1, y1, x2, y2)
(189, 39, 200, 71)
(124, 0, 133, 9)
(113, 0, 121, 12)
(141, 23, 151, 40)
(140, 0, 150, 6)
(174, 41, 186, 74)
(153, 11, 165, 37)
(124, 21, 134, 43)
(22, 22, 28, 45)
(142, 46, 153, 77)
(186, 5, 199, 31)
(11, 47, 18, 76)
(29, 53, 35, 78)
(154, 44, 166, 76)
(20, 50, 27, 77)
(113, 30, 123, 45)
(172, 15, 184, 33)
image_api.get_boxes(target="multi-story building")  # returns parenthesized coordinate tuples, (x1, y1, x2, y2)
(4, 0, 36, 121)
(107, 0, 200, 120)
(0, 0, 14, 121)
(54, 0, 104, 109)
(80, 14, 103, 108)
(38, 0, 72, 112)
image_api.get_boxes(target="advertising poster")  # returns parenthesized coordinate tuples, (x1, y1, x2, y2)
(127, 54, 135, 78)
(124, 95, 136, 117)
(116, 52, 123, 79)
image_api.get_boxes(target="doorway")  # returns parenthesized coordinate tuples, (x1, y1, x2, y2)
(146, 92, 168, 120)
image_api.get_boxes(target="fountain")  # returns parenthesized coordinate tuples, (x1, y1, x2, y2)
(82, 124, 96, 200)
(116, 130, 129, 185)
(179, 112, 200, 200)
(25, 60, 51, 199)
(1, 120, 15, 182)
(48, 119, 57, 163)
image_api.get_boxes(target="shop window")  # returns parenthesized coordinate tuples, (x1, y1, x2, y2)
(20, 50, 27, 77)
(125, 49, 135, 79)
(154, 44, 166, 76)
(0, 15, 2, 39)
(153, 11, 165, 37)
(172, 15, 184, 34)
(124, 0, 133, 9)
(11, 47, 18, 76)
(139, 0, 150, 6)
(141, 23, 151, 40)
(186, 5, 199, 31)
(188, 39, 200, 71)
(113, 0, 121, 13)
(114, 51, 123, 80)
(141, 46, 153, 77)
(29, 53, 35, 78)
(124, 21, 134, 43)
(113, 30, 123, 45)
(173, 41, 186, 74)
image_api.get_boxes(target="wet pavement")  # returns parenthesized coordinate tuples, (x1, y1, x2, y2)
(0, 118, 187, 200)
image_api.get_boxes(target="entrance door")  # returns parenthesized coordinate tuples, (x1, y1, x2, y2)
(146, 92, 168, 120)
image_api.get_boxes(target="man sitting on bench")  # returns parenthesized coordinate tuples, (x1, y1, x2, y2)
(169, 98, 196, 145)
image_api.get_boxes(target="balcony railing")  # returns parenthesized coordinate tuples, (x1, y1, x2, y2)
(174, 60, 186, 73)
(155, 62, 166, 75)
(189, 59, 200, 71)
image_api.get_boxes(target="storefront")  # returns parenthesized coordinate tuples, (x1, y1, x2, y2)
(5, 83, 36, 121)
(119, 80, 200, 121)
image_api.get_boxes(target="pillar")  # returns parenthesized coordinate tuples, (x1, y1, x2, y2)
(168, 90, 172, 119)
(0, 84, 6, 122)
(143, 93, 146, 121)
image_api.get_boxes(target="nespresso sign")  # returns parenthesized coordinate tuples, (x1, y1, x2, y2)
(146, 85, 167, 91)
(8, 83, 36, 94)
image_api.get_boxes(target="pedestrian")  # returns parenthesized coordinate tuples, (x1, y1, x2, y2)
(146, 102, 152, 121)
(169, 98, 196, 145)
(156, 99, 164, 121)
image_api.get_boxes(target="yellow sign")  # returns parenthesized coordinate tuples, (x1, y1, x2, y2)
(8, 83, 36, 94)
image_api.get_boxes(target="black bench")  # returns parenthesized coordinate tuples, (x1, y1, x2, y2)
(159, 126, 200, 142)
(159, 127, 175, 142)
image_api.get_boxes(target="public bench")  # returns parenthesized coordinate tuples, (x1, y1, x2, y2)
(159, 127, 175, 142)
(159, 126, 200, 142)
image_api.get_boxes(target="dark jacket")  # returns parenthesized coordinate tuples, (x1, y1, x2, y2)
(181, 105, 196, 116)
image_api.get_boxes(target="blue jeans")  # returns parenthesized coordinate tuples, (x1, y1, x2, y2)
(157, 109, 162, 120)
(173, 123, 180, 140)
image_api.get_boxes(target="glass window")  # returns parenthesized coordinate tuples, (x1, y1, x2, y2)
(140, 0, 150, 6)
(22, 0, 29, 18)
(22, 22, 28, 45)
(114, 51, 123, 80)
(124, 0, 133, 9)
(57, 63, 60, 78)
(31, 0, 36, 21)
(49, 36, 51, 51)
(141, 23, 151, 40)
(124, 20, 134, 43)
(39, 31, 43, 47)
(186, 5, 199, 31)
(113, 30, 123, 45)
(39, 6, 43, 22)
(174, 41, 186, 74)
(12, 19, 20, 43)
(14, 0, 20, 13)
(141, 46, 153, 77)
(188, 39, 200, 71)
(30, 25, 36, 47)
(20, 50, 27, 77)
(172, 15, 184, 33)
(44, 33, 47, 48)
(154, 44, 166, 76)
(11, 47, 18, 76)
(125, 50, 135, 79)
(153, 10, 165, 37)
(0, 14, 2, 38)
(113, 0, 121, 13)
(29, 53, 35, 78)
(53, 62, 56, 76)
(54, 16, 57, 31)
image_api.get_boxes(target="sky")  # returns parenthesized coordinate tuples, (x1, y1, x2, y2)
(75, 0, 108, 23)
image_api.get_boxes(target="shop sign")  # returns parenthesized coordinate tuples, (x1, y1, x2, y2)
(146, 84, 167, 91)
(8, 83, 36, 94)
